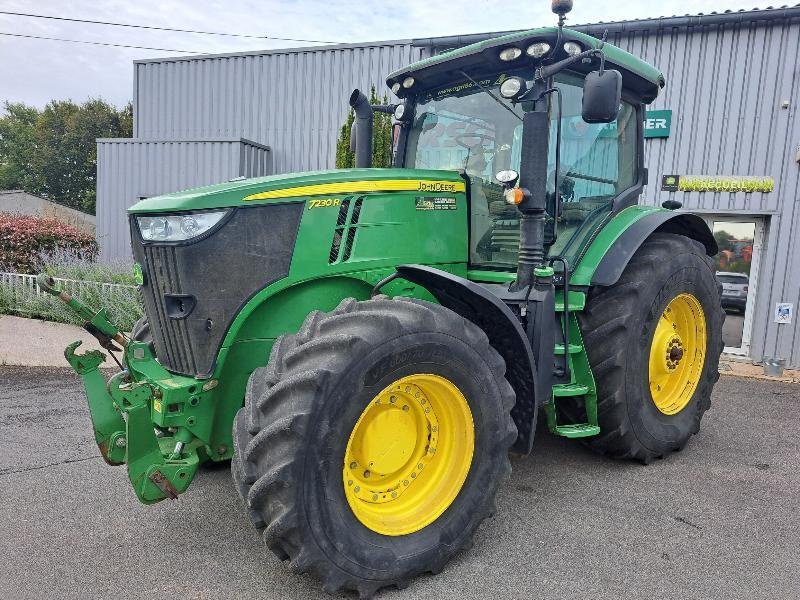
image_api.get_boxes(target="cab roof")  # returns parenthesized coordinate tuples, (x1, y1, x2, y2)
(387, 27, 665, 104)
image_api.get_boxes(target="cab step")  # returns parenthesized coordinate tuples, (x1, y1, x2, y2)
(552, 383, 589, 397)
(554, 423, 601, 438)
(554, 343, 582, 355)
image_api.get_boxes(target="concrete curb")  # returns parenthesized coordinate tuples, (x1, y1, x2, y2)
(0, 315, 106, 368)
(719, 358, 800, 385)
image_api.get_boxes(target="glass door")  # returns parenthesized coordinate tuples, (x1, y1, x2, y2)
(703, 217, 765, 356)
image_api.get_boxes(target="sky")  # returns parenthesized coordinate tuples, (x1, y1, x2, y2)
(1, 0, 764, 110)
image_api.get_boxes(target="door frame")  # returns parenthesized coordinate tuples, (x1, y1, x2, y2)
(700, 215, 766, 357)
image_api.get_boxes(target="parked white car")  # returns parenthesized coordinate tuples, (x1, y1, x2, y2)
(716, 271, 749, 313)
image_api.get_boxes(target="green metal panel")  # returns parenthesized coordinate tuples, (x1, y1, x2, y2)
(570, 205, 669, 287)
(128, 168, 466, 213)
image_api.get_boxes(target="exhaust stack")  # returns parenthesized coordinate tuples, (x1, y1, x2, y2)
(349, 89, 374, 168)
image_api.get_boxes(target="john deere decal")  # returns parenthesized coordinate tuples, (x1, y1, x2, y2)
(415, 197, 457, 211)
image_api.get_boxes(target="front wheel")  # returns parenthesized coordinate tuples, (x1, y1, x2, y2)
(231, 297, 516, 597)
(578, 233, 724, 462)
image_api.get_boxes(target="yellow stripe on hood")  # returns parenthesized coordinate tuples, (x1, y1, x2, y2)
(243, 179, 466, 200)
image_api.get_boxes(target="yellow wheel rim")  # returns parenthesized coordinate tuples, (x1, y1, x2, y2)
(649, 293, 707, 415)
(343, 374, 474, 536)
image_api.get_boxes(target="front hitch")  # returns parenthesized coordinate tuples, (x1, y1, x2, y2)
(37, 273, 127, 354)
(37, 274, 205, 504)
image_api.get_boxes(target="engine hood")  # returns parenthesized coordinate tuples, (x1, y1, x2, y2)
(128, 168, 467, 214)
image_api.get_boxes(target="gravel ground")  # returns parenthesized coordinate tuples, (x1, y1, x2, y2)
(0, 366, 797, 600)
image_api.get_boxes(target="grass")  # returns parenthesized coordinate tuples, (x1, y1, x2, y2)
(0, 249, 144, 331)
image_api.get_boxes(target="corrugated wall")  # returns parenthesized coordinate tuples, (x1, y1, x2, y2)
(96, 139, 272, 260)
(133, 43, 429, 174)
(610, 20, 800, 366)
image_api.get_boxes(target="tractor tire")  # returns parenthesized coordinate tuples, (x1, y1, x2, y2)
(577, 232, 724, 463)
(231, 296, 516, 598)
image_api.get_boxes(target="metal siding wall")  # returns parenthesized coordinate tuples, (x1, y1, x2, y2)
(608, 20, 800, 366)
(619, 25, 786, 214)
(134, 43, 429, 173)
(96, 140, 271, 260)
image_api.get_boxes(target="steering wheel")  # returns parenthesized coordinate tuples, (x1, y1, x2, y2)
(453, 132, 494, 149)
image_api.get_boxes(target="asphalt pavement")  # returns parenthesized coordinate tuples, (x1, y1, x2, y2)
(1, 366, 798, 600)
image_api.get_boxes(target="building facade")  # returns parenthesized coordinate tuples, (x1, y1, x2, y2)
(97, 6, 800, 367)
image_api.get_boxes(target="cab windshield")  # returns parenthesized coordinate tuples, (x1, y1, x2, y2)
(404, 72, 639, 270)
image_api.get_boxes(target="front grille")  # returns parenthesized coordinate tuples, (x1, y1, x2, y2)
(130, 203, 303, 377)
(139, 244, 197, 374)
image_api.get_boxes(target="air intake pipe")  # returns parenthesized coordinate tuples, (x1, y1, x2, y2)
(349, 89, 374, 168)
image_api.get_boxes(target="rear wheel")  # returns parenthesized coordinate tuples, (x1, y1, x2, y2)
(231, 297, 516, 597)
(578, 233, 724, 462)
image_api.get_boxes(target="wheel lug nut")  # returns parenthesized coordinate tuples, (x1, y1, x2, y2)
(364, 470, 371, 478)
(402, 405, 409, 412)
(350, 461, 357, 469)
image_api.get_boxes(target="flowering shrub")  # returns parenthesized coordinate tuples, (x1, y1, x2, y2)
(0, 212, 98, 273)
(0, 249, 144, 331)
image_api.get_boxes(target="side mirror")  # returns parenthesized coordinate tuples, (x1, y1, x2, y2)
(582, 69, 622, 124)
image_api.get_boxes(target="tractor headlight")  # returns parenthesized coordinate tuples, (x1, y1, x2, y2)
(391, 81, 401, 94)
(499, 47, 522, 61)
(500, 77, 527, 99)
(563, 41, 582, 56)
(138, 210, 229, 242)
(402, 76, 415, 89)
(526, 42, 551, 58)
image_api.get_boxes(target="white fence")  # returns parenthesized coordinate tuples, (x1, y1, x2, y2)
(0, 272, 137, 297)
(0, 272, 142, 329)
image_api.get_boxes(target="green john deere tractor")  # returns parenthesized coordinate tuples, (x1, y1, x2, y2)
(40, 1, 723, 596)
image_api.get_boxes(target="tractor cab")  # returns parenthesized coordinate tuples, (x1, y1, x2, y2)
(380, 25, 664, 280)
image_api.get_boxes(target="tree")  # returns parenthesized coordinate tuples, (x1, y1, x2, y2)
(0, 102, 39, 190)
(0, 99, 133, 214)
(713, 229, 734, 253)
(335, 86, 394, 169)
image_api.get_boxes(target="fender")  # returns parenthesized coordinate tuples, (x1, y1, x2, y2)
(576, 209, 717, 288)
(388, 265, 539, 454)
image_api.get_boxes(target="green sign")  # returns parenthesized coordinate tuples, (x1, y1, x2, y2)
(644, 110, 672, 138)
(661, 174, 774, 193)
(592, 109, 672, 140)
